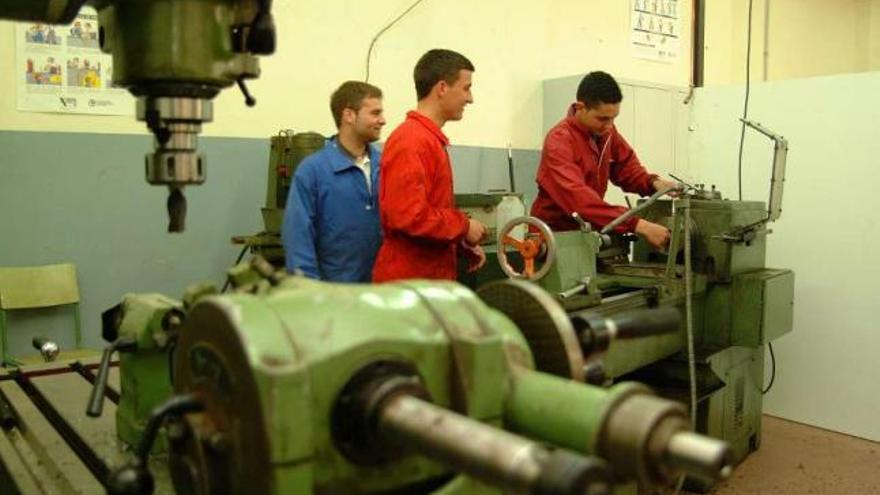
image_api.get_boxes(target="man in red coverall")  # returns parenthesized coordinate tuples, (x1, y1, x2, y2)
(372, 49, 487, 282)
(531, 71, 678, 249)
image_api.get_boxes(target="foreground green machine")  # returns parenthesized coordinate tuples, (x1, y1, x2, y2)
(467, 183, 794, 487)
(1, 263, 736, 495)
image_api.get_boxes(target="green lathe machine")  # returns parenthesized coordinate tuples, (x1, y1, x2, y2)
(460, 132, 793, 490)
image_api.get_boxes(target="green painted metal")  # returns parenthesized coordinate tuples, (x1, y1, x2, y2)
(536, 230, 602, 306)
(233, 131, 325, 266)
(633, 199, 769, 282)
(455, 193, 525, 242)
(0, 0, 85, 23)
(505, 369, 643, 453)
(97, 1, 260, 91)
(113, 293, 181, 451)
(164, 274, 699, 494)
(473, 194, 795, 482)
(731, 269, 795, 347)
(264, 131, 326, 227)
(170, 277, 536, 494)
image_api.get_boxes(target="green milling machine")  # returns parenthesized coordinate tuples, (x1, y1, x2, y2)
(1, 261, 735, 495)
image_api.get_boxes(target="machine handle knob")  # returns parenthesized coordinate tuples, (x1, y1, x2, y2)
(86, 337, 137, 418)
(32, 336, 59, 362)
(106, 394, 204, 495)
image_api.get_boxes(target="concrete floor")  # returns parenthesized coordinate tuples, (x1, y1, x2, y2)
(701, 415, 880, 495)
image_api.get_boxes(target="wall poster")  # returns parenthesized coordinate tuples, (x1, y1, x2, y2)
(16, 6, 134, 116)
(631, 0, 681, 63)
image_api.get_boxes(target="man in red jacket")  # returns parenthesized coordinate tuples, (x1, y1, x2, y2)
(531, 71, 678, 249)
(373, 49, 487, 282)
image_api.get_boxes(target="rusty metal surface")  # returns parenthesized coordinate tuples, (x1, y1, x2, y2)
(30, 373, 123, 468)
(172, 300, 273, 494)
(0, 380, 104, 494)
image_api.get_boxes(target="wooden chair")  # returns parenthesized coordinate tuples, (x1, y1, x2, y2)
(0, 263, 82, 366)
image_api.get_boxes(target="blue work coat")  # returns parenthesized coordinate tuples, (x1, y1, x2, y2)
(282, 137, 381, 282)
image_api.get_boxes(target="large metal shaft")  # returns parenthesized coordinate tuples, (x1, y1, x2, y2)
(506, 369, 733, 486)
(378, 394, 611, 495)
(666, 431, 734, 481)
(601, 185, 681, 234)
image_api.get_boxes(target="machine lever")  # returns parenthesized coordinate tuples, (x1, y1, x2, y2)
(236, 78, 257, 107)
(87, 337, 137, 418)
(105, 394, 204, 495)
(601, 184, 683, 235)
(572, 307, 681, 355)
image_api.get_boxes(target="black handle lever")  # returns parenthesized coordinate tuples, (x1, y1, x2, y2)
(105, 394, 204, 495)
(86, 337, 137, 418)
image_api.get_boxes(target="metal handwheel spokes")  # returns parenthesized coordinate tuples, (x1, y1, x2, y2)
(497, 216, 557, 281)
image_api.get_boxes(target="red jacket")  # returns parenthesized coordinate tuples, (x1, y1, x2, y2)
(530, 104, 658, 233)
(372, 111, 469, 282)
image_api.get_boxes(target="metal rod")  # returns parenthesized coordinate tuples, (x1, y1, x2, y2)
(380, 395, 541, 493)
(692, 0, 706, 87)
(379, 394, 609, 495)
(507, 144, 516, 193)
(600, 185, 680, 234)
(666, 431, 733, 481)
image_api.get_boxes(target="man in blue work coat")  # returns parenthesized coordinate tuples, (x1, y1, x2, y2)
(282, 81, 386, 281)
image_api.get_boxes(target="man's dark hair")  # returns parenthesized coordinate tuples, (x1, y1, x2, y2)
(413, 49, 475, 100)
(330, 81, 383, 128)
(576, 71, 623, 109)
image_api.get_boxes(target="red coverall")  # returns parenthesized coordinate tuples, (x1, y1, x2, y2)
(372, 111, 470, 282)
(530, 104, 659, 233)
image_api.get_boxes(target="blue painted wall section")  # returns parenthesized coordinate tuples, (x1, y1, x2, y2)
(0, 130, 539, 356)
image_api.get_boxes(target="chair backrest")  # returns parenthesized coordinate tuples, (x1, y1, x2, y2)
(0, 263, 80, 310)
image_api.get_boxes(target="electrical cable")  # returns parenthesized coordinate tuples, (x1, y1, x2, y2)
(762, 342, 776, 395)
(732, 0, 778, 397)
(365, 0, 429, 82)
(736, 0, 754, 201)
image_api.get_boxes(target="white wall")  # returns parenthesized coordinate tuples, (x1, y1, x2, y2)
(704, 0, 880, 85)
(0, 0, 694, 149)
(688, 71, 880, 442)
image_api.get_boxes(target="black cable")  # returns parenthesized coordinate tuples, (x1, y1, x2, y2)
(737, 0, 754, 201)
(221, 244, 250, 293)
(364, 0, 428, 82)
(761, 342, 776, 395)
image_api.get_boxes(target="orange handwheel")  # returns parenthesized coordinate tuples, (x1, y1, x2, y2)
(502, 233, 544, 278)
(496, 216, 557, 281)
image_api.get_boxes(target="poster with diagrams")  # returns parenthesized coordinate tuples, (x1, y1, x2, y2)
(631, 0, 681, 63)
(16, 6, 133, 116)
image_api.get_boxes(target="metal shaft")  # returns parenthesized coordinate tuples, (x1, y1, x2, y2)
(666, 431, 733, 481)
(600, 185, 680, 234)
(378, 394, 608, 495)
